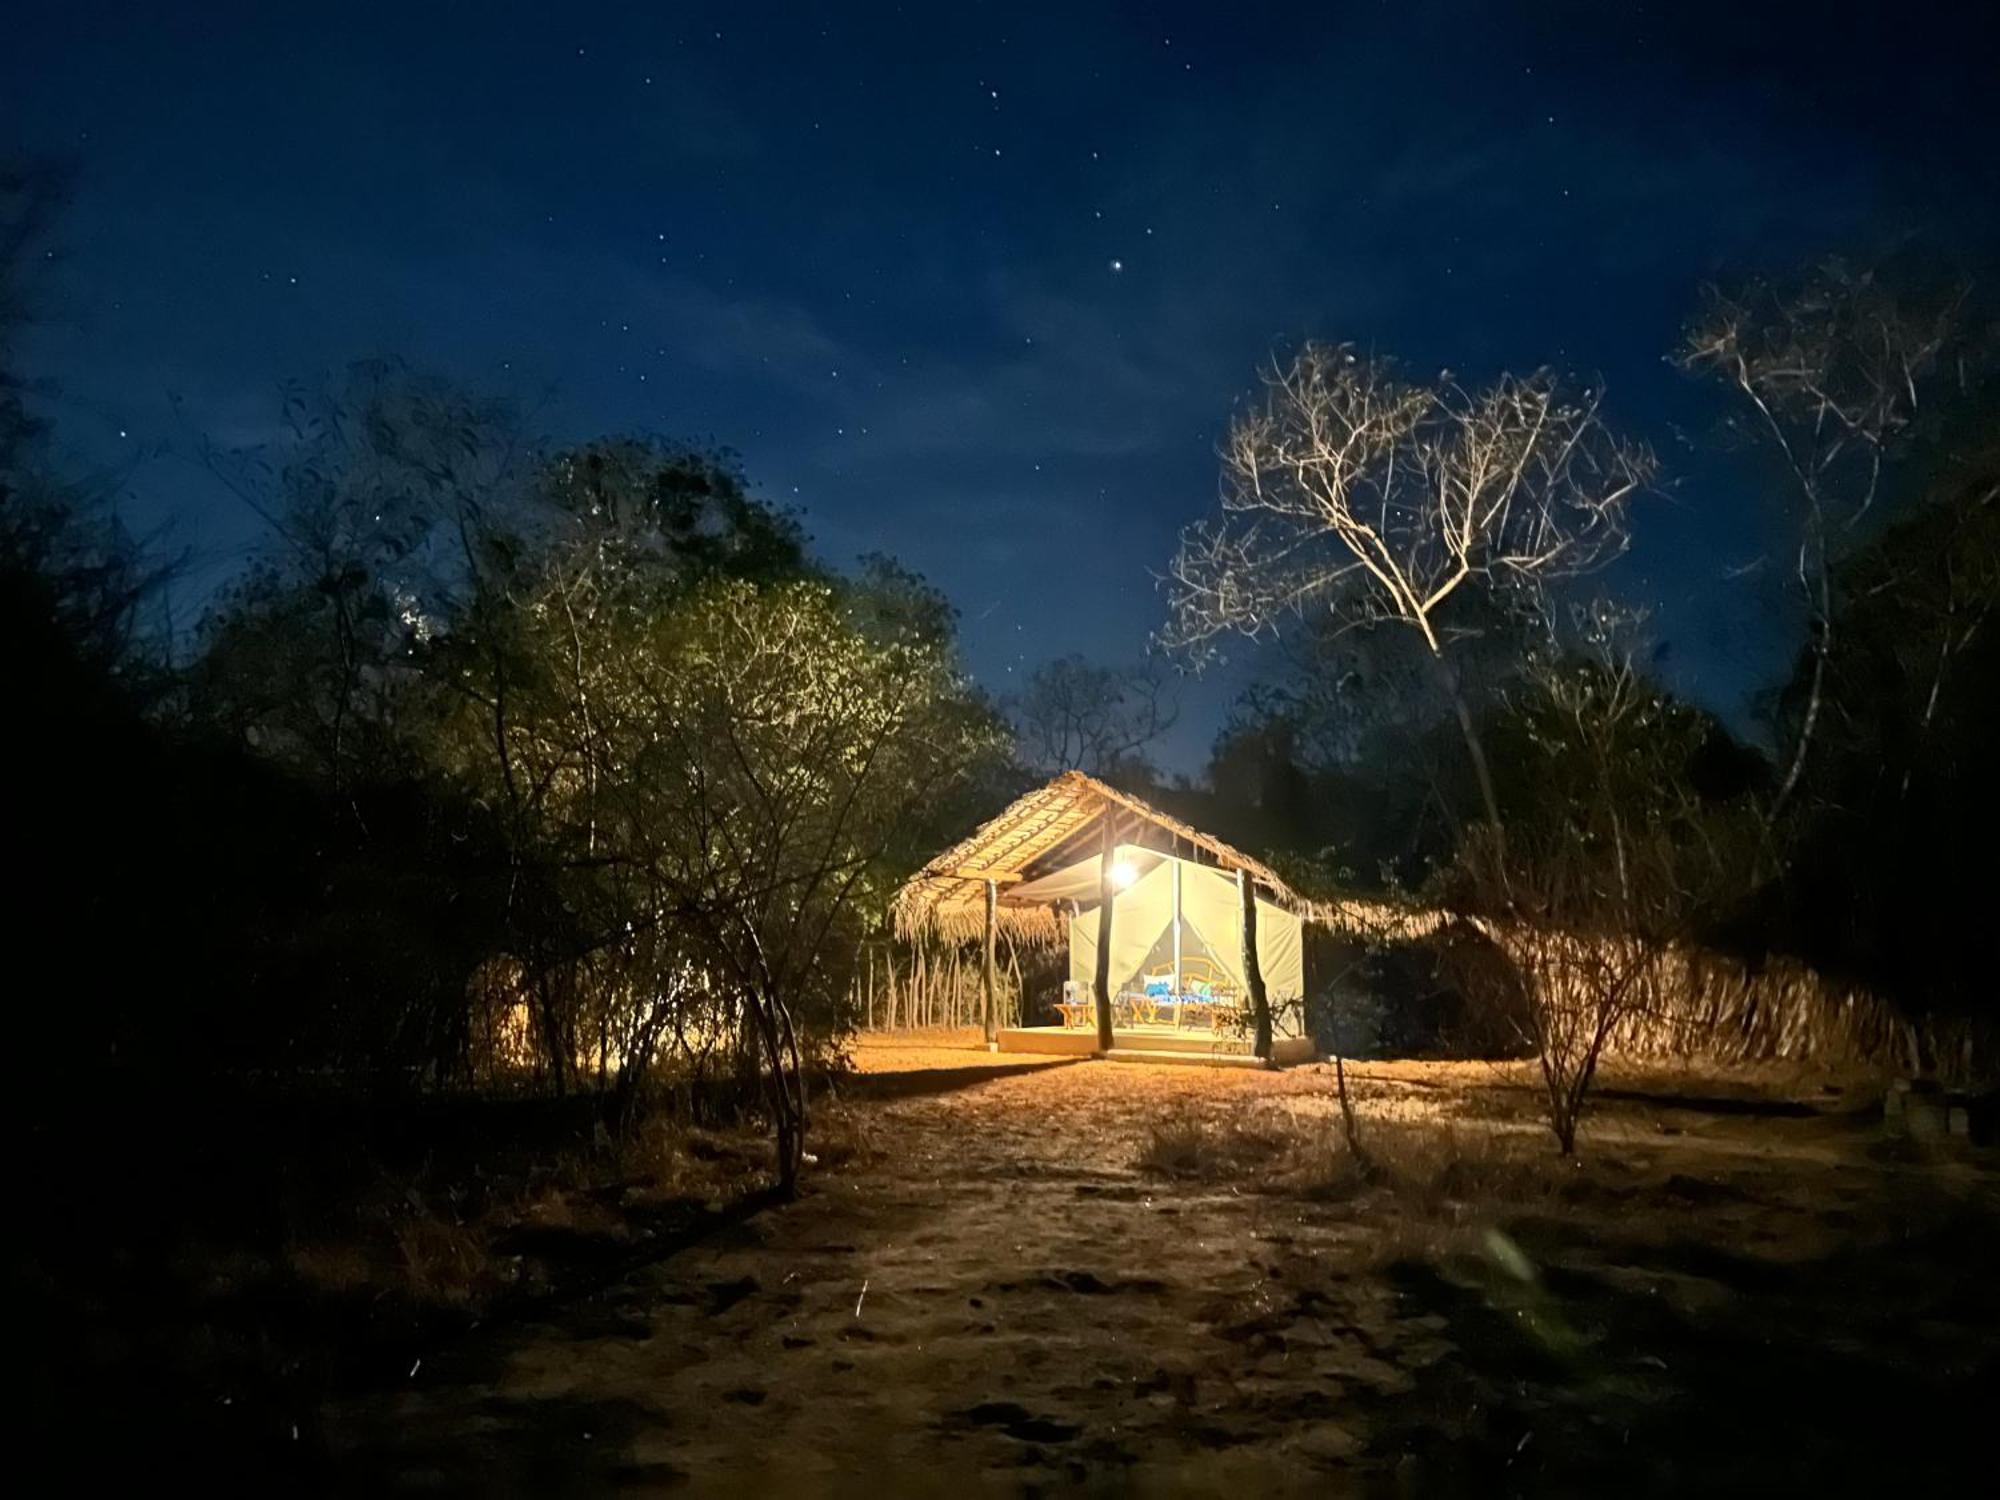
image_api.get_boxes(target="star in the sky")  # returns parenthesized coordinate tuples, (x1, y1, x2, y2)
(1108, 258, 1124, 274)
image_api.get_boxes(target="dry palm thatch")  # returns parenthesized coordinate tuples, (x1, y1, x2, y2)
(892, 769, 1440, 946)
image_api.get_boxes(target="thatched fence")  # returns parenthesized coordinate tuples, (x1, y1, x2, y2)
(1600, 949, 1991, 1084)
(851, 935, 1033, 1032)
(1324, 900, 1994, 1086)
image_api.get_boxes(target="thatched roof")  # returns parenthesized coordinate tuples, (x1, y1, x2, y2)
(891, 769, 1451, 947)
(891, 771, 1294, 944)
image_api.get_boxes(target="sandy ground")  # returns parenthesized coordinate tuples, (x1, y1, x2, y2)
(322, 1036, 2000, 1494)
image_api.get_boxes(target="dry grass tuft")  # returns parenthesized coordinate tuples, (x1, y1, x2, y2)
(285, 1240, 376, 1297)
(609, 1117, 779, 1207)
(1136, 1114, 1217, 1178)
(1364, 1124, 1565, 1203)
(1139, 1106, 1573, 1222)
(392, 1213, 494, 1308)
(806, 1103, 876, 1171)
(1137, 1108, 1297, 1180)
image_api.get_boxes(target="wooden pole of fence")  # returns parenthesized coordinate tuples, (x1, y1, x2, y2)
(982, 878, 999, 1049)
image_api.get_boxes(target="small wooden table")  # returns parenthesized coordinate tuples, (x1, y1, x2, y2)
(1123, 992, 1165, 1027)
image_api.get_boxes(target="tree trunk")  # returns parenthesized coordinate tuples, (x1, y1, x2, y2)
(1333, 1049, 1363, 1157)
(530, 962, 571, 1098)
(1439, 659, 1505, 842)
(750, 988, 805, 1194)
(1770, 604, 1830, 820)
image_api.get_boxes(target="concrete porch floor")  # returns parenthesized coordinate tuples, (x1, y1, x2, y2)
(997, 1025, 1317, 1068)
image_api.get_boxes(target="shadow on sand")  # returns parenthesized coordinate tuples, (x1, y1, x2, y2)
(1589, 1086, 1821, 1118)
(1376, 1207, 1998, 1490)
(840, 1057, 1081, 1103)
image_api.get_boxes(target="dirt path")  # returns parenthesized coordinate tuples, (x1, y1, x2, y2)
(323, 1043, 2000, 1494)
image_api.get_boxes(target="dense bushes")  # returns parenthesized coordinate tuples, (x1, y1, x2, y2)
(4, 370, 1011, 1192)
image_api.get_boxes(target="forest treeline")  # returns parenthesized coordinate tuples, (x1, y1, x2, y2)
(6, 160, 1999, 1179)
(1163, 263, 1999, 1067)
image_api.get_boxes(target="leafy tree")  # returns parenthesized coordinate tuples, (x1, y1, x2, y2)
(426, 436, 819, 1095)
(845, 551, 960, 650)
(593, 578, 1008, 1188)
(535, 437, 812, 589)
(191, 361, 527, 787)
(1205, 598, 1539, 887)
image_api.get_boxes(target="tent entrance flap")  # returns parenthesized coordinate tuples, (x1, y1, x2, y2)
(1065, 849, 1304, 1008)
(1066, 852, 1172, 1000)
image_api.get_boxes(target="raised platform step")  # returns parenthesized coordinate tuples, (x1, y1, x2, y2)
(996, 1027, 1316, 1067)
(1100, 1047, 1273, 1070)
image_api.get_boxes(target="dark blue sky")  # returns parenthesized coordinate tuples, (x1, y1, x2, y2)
(10, 1, 1997, 767)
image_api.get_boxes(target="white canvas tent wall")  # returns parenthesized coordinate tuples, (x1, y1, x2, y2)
(1052, 847, 1305, 1024)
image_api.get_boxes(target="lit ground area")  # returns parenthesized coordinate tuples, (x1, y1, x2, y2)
(324, 1033, 2000, 1493)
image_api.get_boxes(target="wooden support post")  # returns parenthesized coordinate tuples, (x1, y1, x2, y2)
(1093, 810, 1117, 1053)
(982, 878, 999, 1049)
(1238, 869, 1273, 1061)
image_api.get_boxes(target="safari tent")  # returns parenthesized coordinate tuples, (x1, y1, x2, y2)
(892, 771, 1320, 1065)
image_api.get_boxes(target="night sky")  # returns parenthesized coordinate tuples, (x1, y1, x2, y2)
(9, 1, 1998, 768)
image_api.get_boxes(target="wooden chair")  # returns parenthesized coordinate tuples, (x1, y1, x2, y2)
(1127, 969, 1176, 1027)
(1209, 987, 1250, 1040)
(1054, 982, 1093, 1029)
(1172, 956, 1228, 1032)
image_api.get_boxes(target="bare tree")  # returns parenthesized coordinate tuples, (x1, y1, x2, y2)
(1164, 343, 1653, 835)
(1011, 654, 1178, 779)
(1677, 260, 1965, 816)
